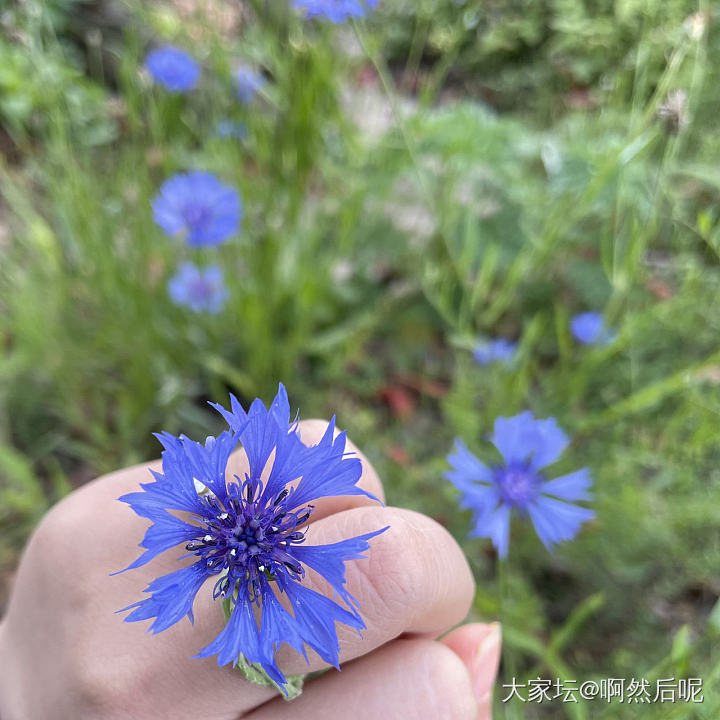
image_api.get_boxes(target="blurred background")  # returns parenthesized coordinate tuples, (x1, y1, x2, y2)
(1, 0, 719, 716)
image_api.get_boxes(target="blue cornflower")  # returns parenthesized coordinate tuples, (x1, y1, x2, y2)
(118, 385, 387, 690)
(152, 171, 243, 247)
(168, 262, 228, 314)
(215, 119, 247, 140)
(234, 66, 265, 104)
(473, 338, 518, 366)
(570, 312, 617, 346)
(446, 412, 594, 557)
(293, 0, 380, 23)
(145, 46, 200, 93)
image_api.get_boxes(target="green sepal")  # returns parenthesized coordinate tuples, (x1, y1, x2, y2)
(221, 588, 306, 700)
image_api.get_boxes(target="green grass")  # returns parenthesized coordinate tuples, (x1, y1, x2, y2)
(1, 1, 719, 716)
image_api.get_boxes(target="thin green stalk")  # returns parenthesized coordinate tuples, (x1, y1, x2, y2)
(351, 19, 431, 204)
(498, 557, 522, 720)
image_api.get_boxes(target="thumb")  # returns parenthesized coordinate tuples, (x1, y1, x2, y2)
(441, 622, 502, 720)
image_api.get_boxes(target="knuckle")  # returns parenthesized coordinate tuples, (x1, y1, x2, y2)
(65, 637, 121, 716)
(397, 509, 475, 620)
(27, 495, 104, 613)
(29, 496, 86, 563)
(67, 634, 147, 720)
(351, 510, 426, 625)
(349, 507, 474, 631)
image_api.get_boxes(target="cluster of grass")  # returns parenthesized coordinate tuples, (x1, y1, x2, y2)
(1, 1, 719, 716)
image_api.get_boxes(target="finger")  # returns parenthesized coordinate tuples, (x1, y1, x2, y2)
(225, 418, 386, 522)
(441, 623, 502, 720)
(1, 483, 278, 720)
(71, 434, 451, 717)
(156, 504, 473, 716)
(244, 637, 479, 720)
(19, 470, 472, 719)
(267, 505, 475, 675)
(38, 419, 384, 718)
(98, 499, 471, 716)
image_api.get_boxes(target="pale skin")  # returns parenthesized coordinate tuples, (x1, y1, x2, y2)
(0, 420, 501, 720)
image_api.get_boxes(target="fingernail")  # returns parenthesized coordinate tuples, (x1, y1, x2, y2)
(470, 622, 501, 707)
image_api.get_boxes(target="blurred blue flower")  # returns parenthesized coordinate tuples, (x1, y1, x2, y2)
(168, 263, 228, 314)
(293, 0, 380, 23)
(152, 171, 243, 247)
(446, 412, 594, 557)
(473, 338, 518, 366)
(234, 66, 265, 104)
(118, 385, 387, 690)
(571, 312, 617, 346)
(215, 119, 247, 140)
(145, 46, 200, 93)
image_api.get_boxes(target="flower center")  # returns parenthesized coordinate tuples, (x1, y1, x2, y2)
(189, 278, 213, 301)
(183, 203, 212, 229)
(186, 479, 313, 602)
(495, 464, 541, 509)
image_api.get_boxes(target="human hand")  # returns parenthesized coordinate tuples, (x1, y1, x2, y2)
(0, 420, 500, 720)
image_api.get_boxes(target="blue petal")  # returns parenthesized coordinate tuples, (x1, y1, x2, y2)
(285, 419, 380, 510)
(168, 262, 229, 314)
(542, 468, 593, 501)
(446, 438, 493, 493)
(471, 502, 511, 558)
(239, 399, 282, 480)
(179, 431, 236, 499)
(269, 383, 291, 429)
(529, 417, 570, 470)
(145, 46, 200, 93)
(258, 577, 308, 664)
(294, 0, 369, 22)
(527, 496, 595, 551)
(119, 433, 206, 517)
(153, 195, 186, 235)
(460, 483, 502, 520)
(473, 338, 518, 366)
(490, 412, 535, 465)
(234, 66, 265, 104)
(490, 412, 569, 470)
(121, 560, 208, 633)
(212, 393, 379, 509)
(571, 312, 616, 346)
(282, 579, 364, 669)
(196, 584, 266, 668)
(260, 426, 309, 503)
(570, 312, 604, 344)
(210, 393, 248, 433)
(115, 511, 200, 573)
(291, 527, 389, 612)
(152, 171, 242, 247)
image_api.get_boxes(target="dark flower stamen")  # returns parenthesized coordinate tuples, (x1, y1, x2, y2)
(179, 478, 317, 596)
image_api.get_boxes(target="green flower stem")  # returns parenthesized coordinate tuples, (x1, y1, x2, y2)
(498, 557, 522, 720)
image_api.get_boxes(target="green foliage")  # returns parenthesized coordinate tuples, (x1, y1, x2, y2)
(0, 1, 115, 145)
(377, 0, 702, 117)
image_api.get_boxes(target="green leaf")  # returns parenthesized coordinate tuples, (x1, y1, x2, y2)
(707, 597, 720, 636)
